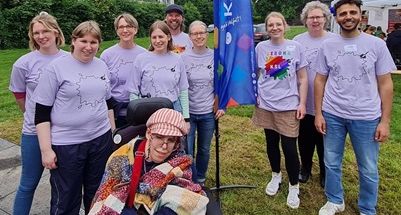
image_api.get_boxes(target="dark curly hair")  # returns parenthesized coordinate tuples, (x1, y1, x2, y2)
(334, 0, 362, 14)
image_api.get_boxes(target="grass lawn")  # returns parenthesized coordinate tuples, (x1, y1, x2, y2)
(1, 26, 401, 214)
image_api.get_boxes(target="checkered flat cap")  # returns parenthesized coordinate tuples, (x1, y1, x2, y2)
(146, 108, 188, 137)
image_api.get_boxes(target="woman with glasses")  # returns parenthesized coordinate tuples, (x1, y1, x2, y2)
(128, 20, 189, 123)
(181, 20, 225, 185)
(90, 108, 208, 215)
(33, 21, 115, 214)
(252, 12, 308, 209)
(100, 13, 147, 128)
(293, 1, 336, 188)
(9, 11, 67, 215)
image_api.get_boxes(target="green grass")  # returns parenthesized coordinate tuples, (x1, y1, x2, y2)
(1, 27, 401, 214)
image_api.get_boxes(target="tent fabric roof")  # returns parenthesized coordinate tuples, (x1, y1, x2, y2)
(331, 0, 400, 7)
(363, 0, 400, 7)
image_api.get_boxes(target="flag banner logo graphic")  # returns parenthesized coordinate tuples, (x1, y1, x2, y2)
(213, 0, 257, 109)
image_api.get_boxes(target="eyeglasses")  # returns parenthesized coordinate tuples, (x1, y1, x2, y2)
(190, 31, 208, 37)
(117, 25, 134, 30)
(307, 16, 325, 21)
(150, 134, 180, 151)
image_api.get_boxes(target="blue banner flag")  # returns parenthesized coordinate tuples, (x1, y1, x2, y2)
(213, 0, 257, 109)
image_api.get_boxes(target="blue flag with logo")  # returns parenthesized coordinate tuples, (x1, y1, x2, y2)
(213, 0, 257, 109)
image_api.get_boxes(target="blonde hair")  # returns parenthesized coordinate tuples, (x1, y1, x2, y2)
(148, 20, 174, 52)
(300, 1, 331, 29)
(28, 11, 65, 51)
(70, 21, 102, 52)
(265, 12, 289, 32)
(114, 13, 139, 31)
(188, 20, 207, 34)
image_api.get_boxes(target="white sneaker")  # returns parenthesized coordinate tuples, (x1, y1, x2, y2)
(319, 201, 345, 215)
(287, 183, 300, 209)
(265, 172, 281, 196)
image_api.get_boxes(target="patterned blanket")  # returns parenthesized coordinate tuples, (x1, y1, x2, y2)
(89, 137, 209, 215)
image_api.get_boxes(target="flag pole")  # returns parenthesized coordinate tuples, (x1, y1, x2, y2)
(210, 119, 256, 193)
(210, 0, 257, 197)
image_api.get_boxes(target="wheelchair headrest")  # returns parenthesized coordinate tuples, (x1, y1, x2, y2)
(126, 97, 174, 126)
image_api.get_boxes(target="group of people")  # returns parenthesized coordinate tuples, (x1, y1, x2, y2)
(8, 0, 395, 214)
(363, 23, 401, 68)
(363, 25, 386, 39)
(9, 4, 222, 215)
(251, 0, 394, 214)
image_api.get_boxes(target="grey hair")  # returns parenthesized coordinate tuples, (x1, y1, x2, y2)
(188, 20, 207, 33)
(300, 1, 331, 29)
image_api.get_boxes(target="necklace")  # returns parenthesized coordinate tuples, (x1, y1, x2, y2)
(143, 160, 156, 174)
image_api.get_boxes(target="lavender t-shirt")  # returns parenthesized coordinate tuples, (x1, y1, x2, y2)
(9, 50, 68, 135)
(129, 52, 189, 102)
(316, 33, 396, 120)
(182, 48, 214, 114)
(100, 44, 147, 103)
(33, 54, 111, 145)
(293, 32, 337, 115)
(255, 39, 307, 111)
(172, 32, 192, 54)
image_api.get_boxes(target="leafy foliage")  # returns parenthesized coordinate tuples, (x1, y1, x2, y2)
(252, 0, 310, 24)
(175, 0, 213, 25)
(0, 0, 180, 49)
(183, 2, 202, 30)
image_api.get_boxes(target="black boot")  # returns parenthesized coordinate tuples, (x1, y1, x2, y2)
(298, 169, 311, 183)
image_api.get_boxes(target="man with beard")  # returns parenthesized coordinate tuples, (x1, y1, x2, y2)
(314, 0, 395, 214)
(164, 4, 192, 54)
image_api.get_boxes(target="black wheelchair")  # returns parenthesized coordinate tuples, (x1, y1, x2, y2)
(112, 97, 222, 215)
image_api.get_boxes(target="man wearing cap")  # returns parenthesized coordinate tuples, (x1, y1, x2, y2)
(165, 3, 193, 54)
(90, 108, 208, 215)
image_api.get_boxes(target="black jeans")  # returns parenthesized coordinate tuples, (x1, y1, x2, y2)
(298, 114, 324, 176)
(265, 129, 299, 185)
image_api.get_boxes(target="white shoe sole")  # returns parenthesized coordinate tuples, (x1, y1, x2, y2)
(265, 183, 280, 196)
(287, 201, 300, 209)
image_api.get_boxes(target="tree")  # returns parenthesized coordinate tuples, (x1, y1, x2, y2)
(183, 2, 202, 30)
(175, 0, 213, 25)
(253, 0, 308, 24)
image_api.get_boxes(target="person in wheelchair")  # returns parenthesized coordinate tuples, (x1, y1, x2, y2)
(89, 108, 209, 215)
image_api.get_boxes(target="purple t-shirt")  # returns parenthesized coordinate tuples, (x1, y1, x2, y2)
(9, 50, 68, 135)
(33, 54, 111, 145)
(293, 32, 337, 115)
(172, 32, 192, 54)
(181, 48, 214, 114)
(129, 52, 189, 102)
(100, 44, 147, 103)
(316, 32, 396, 120)
(255, 39, 308, 111)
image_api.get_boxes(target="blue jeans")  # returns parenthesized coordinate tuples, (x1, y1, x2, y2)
(323, 111, 380, 215)
(187, 112, 215, 182)
(13, 134, 44, 215)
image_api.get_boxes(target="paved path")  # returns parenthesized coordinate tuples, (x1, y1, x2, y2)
(0, 138, 88, 215)
(0, 138, 51, 214)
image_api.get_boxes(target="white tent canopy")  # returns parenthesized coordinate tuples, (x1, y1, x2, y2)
(363, 0, 400, 7)
(331, 0, 400, 7)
